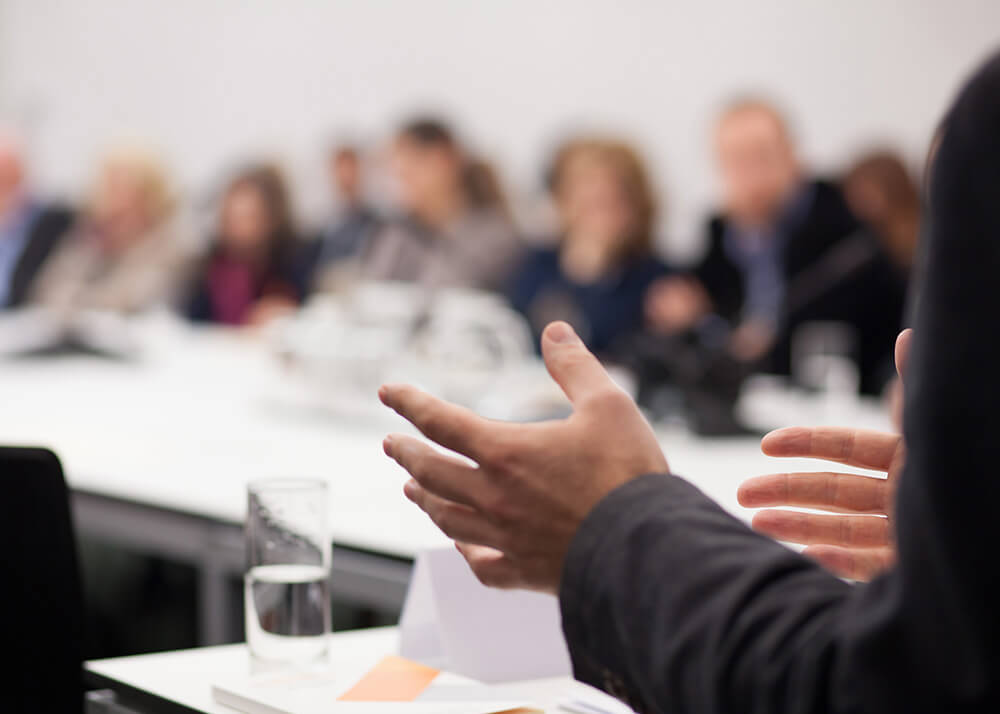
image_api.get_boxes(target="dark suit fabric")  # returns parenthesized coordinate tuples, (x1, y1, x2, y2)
(3, 204, 74, 309)
(695, 182, 904, 393)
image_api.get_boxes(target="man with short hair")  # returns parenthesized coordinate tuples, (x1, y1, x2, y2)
(646, 99, 904, 393)
(296, 144, 381, 295)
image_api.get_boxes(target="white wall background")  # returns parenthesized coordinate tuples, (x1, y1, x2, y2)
(1, 0, 998, 260)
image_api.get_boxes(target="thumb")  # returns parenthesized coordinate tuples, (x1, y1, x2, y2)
(894, 328, 913, 383)
(541, 321, 613, 404)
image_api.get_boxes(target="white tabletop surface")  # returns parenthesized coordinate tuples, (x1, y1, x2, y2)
(0, 317, 893, 559)
(87, 628, 398, 713)
(0, 322, 453, 557)
(86, 627, 630, 714)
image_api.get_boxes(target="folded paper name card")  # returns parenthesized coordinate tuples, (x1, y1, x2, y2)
(399, 547, 572, 683)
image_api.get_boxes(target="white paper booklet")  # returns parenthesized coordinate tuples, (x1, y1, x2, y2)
(212, 661, 538, 714)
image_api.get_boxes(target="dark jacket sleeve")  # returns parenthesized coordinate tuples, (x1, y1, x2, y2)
(693, 218, 744, 325)
(7, 204, 74, 308)
(183, 268, 214, 323)
(559, 50, 1000, 714)
(291, 236, 324, 301)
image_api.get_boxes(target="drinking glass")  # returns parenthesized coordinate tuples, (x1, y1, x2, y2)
(245, 478, 331, 670)
(791, 321, 860, 419)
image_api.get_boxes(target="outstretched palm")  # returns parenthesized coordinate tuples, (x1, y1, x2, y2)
(739, 427, 903, 580)
(737, 329, 912, 581)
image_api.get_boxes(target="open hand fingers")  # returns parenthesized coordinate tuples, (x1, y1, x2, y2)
(403, 481, 504, 549)
(751, 509, 890, 547)
(761, 426, 900, 471)
(540, 321, 617, 406)
(803, 545, 895, 581)
(379, 384, 491, 461)
(383, 434, 490, 509)
(738, 471, 890, 514)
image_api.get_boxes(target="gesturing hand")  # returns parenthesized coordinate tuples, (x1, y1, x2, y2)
(379, 321, 669, 595)
(739, 427, 904, 580)
(736, 329, 912, 581)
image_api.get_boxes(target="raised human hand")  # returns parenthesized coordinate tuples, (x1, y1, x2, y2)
(739, 426, 903, 580)
(736, 329, 912, 580)
(380, 321, 669, 594)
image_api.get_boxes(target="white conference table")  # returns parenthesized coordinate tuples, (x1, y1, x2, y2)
(85, 627, 631, 714)
(0, 319, 892, 644)
(84, 628, 399, 713)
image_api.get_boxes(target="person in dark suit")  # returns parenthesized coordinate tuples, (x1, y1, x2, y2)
(645, 100, 905, 393)
(296, 144, 381, 297)
(379, 49, 1000, 712)
(0, 132, 74, 309)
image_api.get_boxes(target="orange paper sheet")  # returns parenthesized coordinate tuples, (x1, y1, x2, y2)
(337, 656, 440, 702)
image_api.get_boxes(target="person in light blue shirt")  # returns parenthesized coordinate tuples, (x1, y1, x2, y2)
(0, 199, 37, 307)
(0, 131, 73, 309)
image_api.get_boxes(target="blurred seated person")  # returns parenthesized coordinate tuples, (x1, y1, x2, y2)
(843, 149, 921, 285)
(362, 118, 523, 292)
(0, 130, 74, 310)
(186, 164, 301, 326)
(31, 145, 186, 314)
(843, 150, 921, 417)
(509, 137, 668, 357)
(644, 98, 904, 395)
(296, 143, 381, 296)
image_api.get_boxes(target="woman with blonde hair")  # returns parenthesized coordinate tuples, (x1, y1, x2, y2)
(31, 145, 188, 313)
(508, 136, 669, 356)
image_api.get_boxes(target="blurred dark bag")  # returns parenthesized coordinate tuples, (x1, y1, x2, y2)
(617, 330, 758, 437)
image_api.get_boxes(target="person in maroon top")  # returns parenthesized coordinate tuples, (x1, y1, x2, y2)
(185, 164, 300, 326)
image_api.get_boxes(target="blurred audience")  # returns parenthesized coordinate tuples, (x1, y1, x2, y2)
(8, 105, 912, 398)
(296, 143, 382, 296)
(843, 149, 921, 281)
(362, 118, 523, 292)
(185, 164, 301, 326)
(0, 130, 75, 310)
(31, 145, 186, 314)
(509, 137, 668, 356)
(644, 98, 904, 394)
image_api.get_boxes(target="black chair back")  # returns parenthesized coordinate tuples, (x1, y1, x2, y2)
(0, 447, 84, 713)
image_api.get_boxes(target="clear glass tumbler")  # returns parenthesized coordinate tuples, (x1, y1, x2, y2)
(792, 321, 861, 395)
(245, 478, 331, 670)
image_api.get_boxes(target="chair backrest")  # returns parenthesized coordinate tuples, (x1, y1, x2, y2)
(0, 447, 84, 713)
